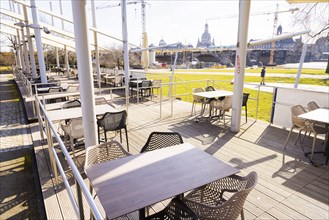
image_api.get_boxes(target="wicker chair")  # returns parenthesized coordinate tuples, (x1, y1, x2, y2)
(144, 198, 197, 220)
(283, 105, 328, 163)
(151, 79, 162, 99)
(61, 118, 84, 160)
(242, 93, 250, 123)
(182, 171, 258, 220)
(205, 86, 216, 92)
(191, 88, 210, 116)
(140, 131, 184, 153)
(307, 101, 319, 111)
(97, 110, 129, 151)
(210, 96, 233, 126)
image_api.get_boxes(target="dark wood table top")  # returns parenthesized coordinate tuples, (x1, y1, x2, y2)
(85, 143, 239, 219)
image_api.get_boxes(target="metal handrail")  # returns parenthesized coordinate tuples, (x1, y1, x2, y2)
(35, 96, 103, 220)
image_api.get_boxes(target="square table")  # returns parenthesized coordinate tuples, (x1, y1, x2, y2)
(298, 108, 329, 164)
(85, 143, 239, 219)
(192, 90, 233, 99)
(46, 104, 118, 122)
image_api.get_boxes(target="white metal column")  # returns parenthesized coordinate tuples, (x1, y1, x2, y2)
(91, 0, 101, 90)
(23, 5, 37, 78)
(30, 0, 47, 83)
(294, 43, 307, 88)
(230, 0, 251, 132)
(121, 0, 130, 106)
(71, 0, 98, 148)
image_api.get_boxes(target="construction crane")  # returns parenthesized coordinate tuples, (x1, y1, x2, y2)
(269, 5, 298, 65)
(207, 6, 299, 65)
(96, 0, 150, 68)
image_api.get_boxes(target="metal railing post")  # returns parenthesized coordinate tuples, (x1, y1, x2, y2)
(256, 85, 260, 121)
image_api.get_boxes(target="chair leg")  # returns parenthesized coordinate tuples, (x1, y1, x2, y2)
(191, 102, 195, 116)
(284, 127, 294, 151)
(311, 134, 317, 160)
(240, 209, 245, 220)
(70, 139, 77, 162)
(125, 127, 129, 152)
(245, 105, 248, 123)
(119, 130, 123, 143)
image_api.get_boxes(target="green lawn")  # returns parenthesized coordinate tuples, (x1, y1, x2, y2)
(147, 68, 328, 122)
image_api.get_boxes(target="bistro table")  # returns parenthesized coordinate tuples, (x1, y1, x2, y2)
(192, 90, 233, 99)
(298, 108, 329, 164)
(192, 90, 233, 119)
(85, 143, 239, 219)
(46, 104, 118, 122)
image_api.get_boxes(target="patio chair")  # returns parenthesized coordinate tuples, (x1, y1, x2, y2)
(84, 140, 131, 168)
(114, 75, 123, 87)
(140, 80, 152, 98)
(283, 105, 328, 164)
(210, 96, 233, 126)
(140, 131, 184, 153)
(182, 171, 258, 220)
(95, 97, 115, 108)
(144, 198, 197, 220)
(61, 99, 81, 109)
(242, 93, 250, 123)
(191, 88, 210, 117)
(61, 118, 84, 160)
(307, 101, 319, 111)
(84, 140, 131, 219)
(151, 79, 162, 99)
(205, 85, 216, 92)
(48, 87, 65, 103)
(97, 110, 129, 151)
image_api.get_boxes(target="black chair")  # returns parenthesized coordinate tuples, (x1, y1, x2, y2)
(242, 93, 250, 123)
(140, 80, 152, 98)
(97, 111, 129, 151)
(48, 87, 66, 103)
(140, 131, 184, 153)
(144, 198, 197, 220)
(205, 85, 215, 91)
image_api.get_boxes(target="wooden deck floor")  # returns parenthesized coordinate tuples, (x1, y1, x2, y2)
(30, 97, 329, 220)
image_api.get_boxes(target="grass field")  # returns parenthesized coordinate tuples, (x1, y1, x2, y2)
(146, 68, 328, 122)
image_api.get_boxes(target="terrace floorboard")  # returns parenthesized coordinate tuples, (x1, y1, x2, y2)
(30, 98, 329, 220)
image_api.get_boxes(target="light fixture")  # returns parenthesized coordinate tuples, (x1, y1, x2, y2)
(14, 21, 51, 34)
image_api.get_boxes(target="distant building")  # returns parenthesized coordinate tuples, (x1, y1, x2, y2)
(250, 25, 296, 50)
(196, 23, 215, 48)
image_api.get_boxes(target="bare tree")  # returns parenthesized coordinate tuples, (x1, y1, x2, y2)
(292, 3, 329, 41)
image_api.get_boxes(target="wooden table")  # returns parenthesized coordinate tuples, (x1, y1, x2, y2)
(46, 104, 118, 121)
(299, 108, 329, 164)
(85, 143, 239, 219)
(192, 90, 233, 99)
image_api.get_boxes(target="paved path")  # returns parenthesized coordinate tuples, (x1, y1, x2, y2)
(0, 70, 40, 219)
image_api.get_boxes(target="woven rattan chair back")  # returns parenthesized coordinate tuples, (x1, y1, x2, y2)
(61, 118, 84, 159)
(84, 140, 130, 168)
(140, 131, 184, 153)
(205, 86, 215, 91)
(97, 110, 129, 151)
(62, 99, 81, 109)
(144, 198, 197, 220)
(183, 171, 258, 220)
(48, 87, 62, 93)
(192, 88, 205, 103)
(307, 101, 320, 111)
(210, 95, 232, 111)
(291, 105, 307, 128)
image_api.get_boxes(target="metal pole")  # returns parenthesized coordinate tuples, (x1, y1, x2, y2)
(294, 43, 307, 88)
(30, 0, 47, 83)
(71, 0, 98, 148)
(121, 0, 130, 107)
(231, 0, 251, 132)
(91, 0, 102, 91)
(21, 26, 29, 73)
(23, 5, 37, 78)
(49, 1, 60, 69)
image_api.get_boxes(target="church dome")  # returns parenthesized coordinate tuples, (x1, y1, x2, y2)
(159, 39, 166, 46)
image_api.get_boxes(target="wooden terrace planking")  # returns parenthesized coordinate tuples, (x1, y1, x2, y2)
(29, 98, 329, 220)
